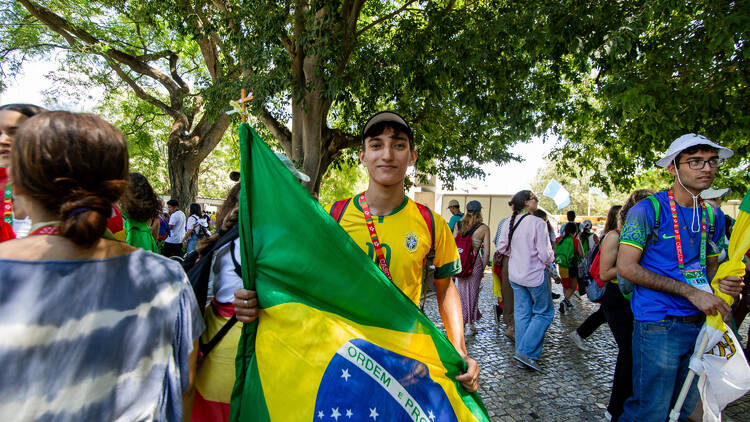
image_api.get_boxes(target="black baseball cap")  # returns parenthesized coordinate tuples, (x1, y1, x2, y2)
(361, 111, 414, 143)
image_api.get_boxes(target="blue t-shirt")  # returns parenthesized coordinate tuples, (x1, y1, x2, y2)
(448, 212, 464, 232)
(619, 191, 725, 321)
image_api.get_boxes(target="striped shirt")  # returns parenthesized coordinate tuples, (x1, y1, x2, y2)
(0, 249, 205, 421)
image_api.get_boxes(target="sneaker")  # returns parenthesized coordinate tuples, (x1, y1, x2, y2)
(559, 301, 566, 315)
(564, 298, 574, 309)
(514, 353, 541, 372)
(551, 292, 561, 299)
(568, 331, 589, 351)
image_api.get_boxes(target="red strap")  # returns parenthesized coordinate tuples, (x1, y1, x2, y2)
(210, 298, 236, 318)
(667, 188, 707, 269)
(415, 203, 435, 252)
(329, 198, 351, 223)
(28, 225, 59, 236)
(358, 193, 393, 281)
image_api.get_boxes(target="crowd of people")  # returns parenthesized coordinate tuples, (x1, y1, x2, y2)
(0, 103, 747, 422)
(483, 134, 748, 421)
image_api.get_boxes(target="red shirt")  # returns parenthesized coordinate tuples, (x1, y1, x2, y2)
(0, 221, 15, 243)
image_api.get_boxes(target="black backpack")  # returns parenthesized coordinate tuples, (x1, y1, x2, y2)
(189, 216, 210, 239)
(181, 225, 241, 357)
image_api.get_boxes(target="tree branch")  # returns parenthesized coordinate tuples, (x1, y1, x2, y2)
(194, 111, 231, 161)
(19, 0, 183, 100)
(169, 53, 189, 93)
(256, 107, 292, 152)
(136, 50, 172, 62)
(107, 59, 179, 120)
(356, 0, 419, 36)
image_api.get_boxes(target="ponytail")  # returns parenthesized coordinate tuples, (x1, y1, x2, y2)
(57, 181, 127, 247)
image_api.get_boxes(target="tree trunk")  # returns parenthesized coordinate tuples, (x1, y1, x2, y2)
(165, 113, 230, 208)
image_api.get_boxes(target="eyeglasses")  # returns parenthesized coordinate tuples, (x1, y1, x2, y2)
(528, 196, 538, 201)
(678, 158, 723, 170)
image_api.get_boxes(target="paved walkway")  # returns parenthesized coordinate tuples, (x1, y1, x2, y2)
(423, 271, 750, 421)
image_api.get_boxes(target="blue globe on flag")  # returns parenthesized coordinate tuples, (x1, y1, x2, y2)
(314, 339, 459, 421)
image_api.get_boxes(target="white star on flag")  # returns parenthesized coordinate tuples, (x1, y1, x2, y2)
(317, 410, 324, 419)
(340, 368, 351, 381)
(428, 410, 436, 420)
(346, 409, 353, 418)
(331, 408, 341, 421)
(369, 408, 379, 420)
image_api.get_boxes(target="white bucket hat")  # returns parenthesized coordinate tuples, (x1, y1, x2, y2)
(656, 133, 733, 168)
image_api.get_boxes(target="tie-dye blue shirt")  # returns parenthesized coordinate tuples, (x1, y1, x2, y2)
(619, 191, 725, 321)
(0, 249, 205, 421)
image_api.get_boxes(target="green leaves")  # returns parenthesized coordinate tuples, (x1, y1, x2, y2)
(549, 0, 749, 195)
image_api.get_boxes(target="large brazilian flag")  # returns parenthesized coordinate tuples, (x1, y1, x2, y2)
(230, 123, 489, 421)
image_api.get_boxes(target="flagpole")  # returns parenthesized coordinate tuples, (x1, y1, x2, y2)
(668, 330, 710, 422)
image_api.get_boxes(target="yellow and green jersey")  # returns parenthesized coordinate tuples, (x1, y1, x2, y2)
(325, 196, 461, 305)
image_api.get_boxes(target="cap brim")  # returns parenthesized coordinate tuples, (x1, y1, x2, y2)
(362, 111, 411, 140)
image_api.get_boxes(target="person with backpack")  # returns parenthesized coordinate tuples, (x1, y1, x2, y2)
(579, 219, 599, 255)
(495, 190, 555, 371)
(617, 135, 743, 421)
(555, 221, 584, 314)
(233, 111, 480, 392)
(185, 202, 210, 254)
(568, 206, 621, 351)
(447, 199, 464, 232)
(189, 183, 242, 421)
(120, 172, 160, 253)
(453, 200, 491, 336)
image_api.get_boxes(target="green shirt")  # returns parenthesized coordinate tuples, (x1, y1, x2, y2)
(124, 217, 158, 253)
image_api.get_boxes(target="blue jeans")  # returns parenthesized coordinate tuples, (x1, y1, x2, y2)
(510, 277, 554, 361)
(186, 233, 198, 254)
(619, 319, 701, 422)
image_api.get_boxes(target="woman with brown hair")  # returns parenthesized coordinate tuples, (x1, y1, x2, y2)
(453, 200, 491, 336)
(495, 190, 555, 371)
(120, 172, 161, 252)
(0, 111, 204, 421)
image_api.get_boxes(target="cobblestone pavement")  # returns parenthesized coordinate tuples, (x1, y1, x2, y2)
(423, 271, 750, 421)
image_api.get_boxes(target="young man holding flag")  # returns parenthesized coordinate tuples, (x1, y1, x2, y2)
(234, 111, 480, 393)
(617, 134, 744, 421)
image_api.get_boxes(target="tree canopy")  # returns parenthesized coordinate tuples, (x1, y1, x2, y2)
(546, 0, 750, 196)
(3, 0, 746, 203)
(2, 0, 585, 204)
